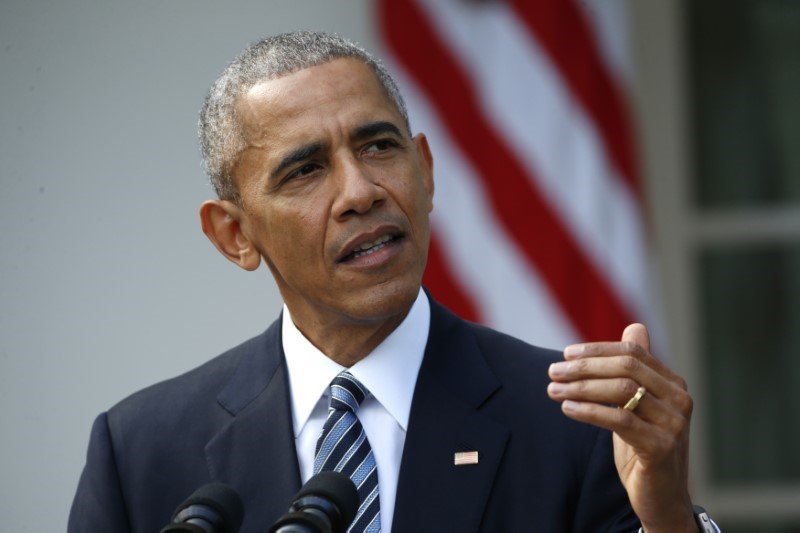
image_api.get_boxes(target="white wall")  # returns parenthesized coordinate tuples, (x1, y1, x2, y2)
(0, 2, 376, 529)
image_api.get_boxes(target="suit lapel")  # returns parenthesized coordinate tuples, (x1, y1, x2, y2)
(393, 301, 509, 532)
(205, 316, 302, 531)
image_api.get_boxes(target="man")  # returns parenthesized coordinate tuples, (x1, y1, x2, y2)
(69, 31, 704, 532)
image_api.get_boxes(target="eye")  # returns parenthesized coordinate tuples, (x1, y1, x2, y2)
(285, 162, 321, 182)
(363, 139, 398, 154)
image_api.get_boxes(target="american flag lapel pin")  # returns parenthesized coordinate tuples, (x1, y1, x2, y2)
(454, 451, 479, 466)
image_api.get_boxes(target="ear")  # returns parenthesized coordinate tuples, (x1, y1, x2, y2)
(414, 133, 435, 212)
(199, 200, 261, 271)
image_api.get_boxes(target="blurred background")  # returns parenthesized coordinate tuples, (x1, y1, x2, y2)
(1, 1, 798, 531)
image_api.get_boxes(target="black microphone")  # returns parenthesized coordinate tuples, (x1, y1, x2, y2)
(161, 482, 244, 533)
(269, 471, 359, 533)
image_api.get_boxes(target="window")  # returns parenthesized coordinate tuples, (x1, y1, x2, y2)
(686, 0, 800, 529)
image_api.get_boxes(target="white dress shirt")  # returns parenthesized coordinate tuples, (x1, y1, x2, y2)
(282, 290, 430, 533)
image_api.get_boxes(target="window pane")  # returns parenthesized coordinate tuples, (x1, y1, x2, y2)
(689, 0, 800, 207)
(700, 244, 800, 484)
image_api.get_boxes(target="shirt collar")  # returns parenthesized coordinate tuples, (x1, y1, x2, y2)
(282, 290, 430, 438)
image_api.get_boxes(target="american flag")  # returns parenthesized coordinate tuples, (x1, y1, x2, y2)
(376, 0, 662, 349)
(454, 451, 480, 466)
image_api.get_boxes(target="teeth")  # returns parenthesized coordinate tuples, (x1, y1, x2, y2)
(352, 235, 393, 258)
(353, 234, 392, 252)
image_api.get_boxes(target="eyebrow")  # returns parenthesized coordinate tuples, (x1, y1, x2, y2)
(271, 142, 325, 181)
(351, 121, 404, 142)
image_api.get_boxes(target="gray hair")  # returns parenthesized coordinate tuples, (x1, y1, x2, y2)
(198, 31, 410, 204)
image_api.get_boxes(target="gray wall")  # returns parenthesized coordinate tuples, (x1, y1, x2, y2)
(0, 2, 374, 529)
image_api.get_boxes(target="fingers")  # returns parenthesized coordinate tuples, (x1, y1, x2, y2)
(549, 377, 663, 422)
(548, 375, 692, 453)
(561, 328, 687, 391)
(548, 355, 690, 413)
(549, 378, 688, 436)
(547, 323, 694, 450)
(550, 324, 695, 529)
(559, 400, 688, 459)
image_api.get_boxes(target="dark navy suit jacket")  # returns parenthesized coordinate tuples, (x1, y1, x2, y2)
(69, 299, 640, 532)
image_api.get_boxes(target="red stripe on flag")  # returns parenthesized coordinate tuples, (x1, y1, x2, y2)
(378, 0, 635, 341)
(510, 0, 641, 197)
(423, 231, 482, 323)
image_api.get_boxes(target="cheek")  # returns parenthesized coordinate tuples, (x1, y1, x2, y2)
(266, 205, 327, 263)
(403, 180, 434, 225)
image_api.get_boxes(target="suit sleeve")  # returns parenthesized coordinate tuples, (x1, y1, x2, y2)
(573, 427, 642, 532)
(68, 412, 131, 533)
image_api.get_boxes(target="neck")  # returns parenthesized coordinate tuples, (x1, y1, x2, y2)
(288, 307, 411, 367)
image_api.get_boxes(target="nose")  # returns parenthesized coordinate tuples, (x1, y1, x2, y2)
(332, 156, 386, 219)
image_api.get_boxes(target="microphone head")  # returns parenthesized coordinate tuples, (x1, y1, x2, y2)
(292, 471, 359, 531)
(171, 482, 244, 533)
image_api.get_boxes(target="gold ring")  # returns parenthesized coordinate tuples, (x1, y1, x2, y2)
(623, 386, 646, 411)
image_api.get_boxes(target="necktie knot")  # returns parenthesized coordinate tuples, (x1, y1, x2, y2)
(330, 371, 369, 414)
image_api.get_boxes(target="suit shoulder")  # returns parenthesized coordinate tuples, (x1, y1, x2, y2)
(462, 319, 563, 370)
(427, 298, 563, 389)
(107, 329, 274, 426)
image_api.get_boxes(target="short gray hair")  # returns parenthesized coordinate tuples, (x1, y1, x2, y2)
(198, 31, 410, 204)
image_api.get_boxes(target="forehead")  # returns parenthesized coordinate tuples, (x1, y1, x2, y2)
(235, 58, 402, 146)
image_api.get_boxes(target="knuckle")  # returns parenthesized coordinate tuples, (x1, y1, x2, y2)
(622, 341, 646, 358)
(620, 355, 640, 373)
(615, 408, 636, 430)
(661, 410, 688, 437)
(619, 378, 639, 397)
(679, 393, 694, 417)
(671, 416, 689, 437)
(621, 341, 638, 354)
(573, 358, 590, 374)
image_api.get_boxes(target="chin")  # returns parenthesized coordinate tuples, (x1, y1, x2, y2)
(344, 277, 421, 323)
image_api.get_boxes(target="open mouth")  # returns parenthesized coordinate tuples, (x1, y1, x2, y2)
(339, 234, 401, 263)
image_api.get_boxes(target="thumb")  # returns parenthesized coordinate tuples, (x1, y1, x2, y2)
(622, 323, 650, 352)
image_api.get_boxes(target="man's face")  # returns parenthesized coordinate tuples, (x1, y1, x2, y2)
(231, 58, 434, 332)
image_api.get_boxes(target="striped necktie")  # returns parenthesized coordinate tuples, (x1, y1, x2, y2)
(314, 371, 381, 532)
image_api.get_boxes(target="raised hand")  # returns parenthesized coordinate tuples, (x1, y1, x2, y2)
(547, 324, 696, 532)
